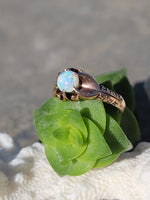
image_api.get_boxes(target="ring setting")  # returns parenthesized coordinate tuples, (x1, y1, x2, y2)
(54, 68, 126, 113)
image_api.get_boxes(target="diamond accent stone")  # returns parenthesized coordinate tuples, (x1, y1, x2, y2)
(57, 70, 79, 92)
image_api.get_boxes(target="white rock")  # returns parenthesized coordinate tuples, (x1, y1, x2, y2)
(0, 132, 14, 150)
(0, 133, 150, 200)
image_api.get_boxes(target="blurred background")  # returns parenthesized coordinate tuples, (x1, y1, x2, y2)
(0, 0, 150, 147)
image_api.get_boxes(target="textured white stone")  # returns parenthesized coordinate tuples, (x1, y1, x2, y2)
(0, 133, 150, 200)
(0, 132, 14, 150)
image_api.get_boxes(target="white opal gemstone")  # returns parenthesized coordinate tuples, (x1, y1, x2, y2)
(57, 70, 79, 92)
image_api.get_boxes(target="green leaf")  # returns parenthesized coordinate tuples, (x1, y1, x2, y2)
(45, 144, 72, 176)
(67, 159, 95, 176)
(56, 99, 106, 134)
(69, 127, 85, 146)
(40, 97, 60, 115)
(94, 114, 133, 168)
(96, 68, 127, 85)
(53, 138, 86, 163)
(45, 139, 94, 177)
(37, 97, 106, 134)
(99, 80, 114, 90)
(34, 109, 58, 144)
(52, 127, 71, 144)
(120, 108, 141, 145)
(45, 142, 96, 176)
(52, 126, 84, 146)
(45, 117, 112, 176)
(34, 109, 88, 144)
(104, 104, 121, 124)
(77, 117, 112, 162)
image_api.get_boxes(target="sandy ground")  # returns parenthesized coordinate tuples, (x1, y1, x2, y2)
(0, 0, 150, 147)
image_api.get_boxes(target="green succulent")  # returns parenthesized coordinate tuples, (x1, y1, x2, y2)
(34, 68, 140, 176)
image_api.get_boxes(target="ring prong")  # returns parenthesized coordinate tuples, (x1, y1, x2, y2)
(73, 86, 79, 93)
(62, 89, 66, 93)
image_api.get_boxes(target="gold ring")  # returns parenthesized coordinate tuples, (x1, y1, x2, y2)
(54, 68, 126, 113)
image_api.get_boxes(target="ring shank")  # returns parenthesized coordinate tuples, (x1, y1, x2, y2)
(97, 85, 126, 113)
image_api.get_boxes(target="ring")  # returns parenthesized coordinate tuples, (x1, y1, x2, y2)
(54, 68, 126, 113)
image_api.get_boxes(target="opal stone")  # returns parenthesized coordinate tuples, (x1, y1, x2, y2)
(57, 70, 79, 92)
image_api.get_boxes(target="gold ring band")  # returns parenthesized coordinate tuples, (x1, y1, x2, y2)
(54, 68, 126, 113)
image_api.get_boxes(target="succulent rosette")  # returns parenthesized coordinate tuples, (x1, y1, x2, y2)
(34, 69, 140, 176)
